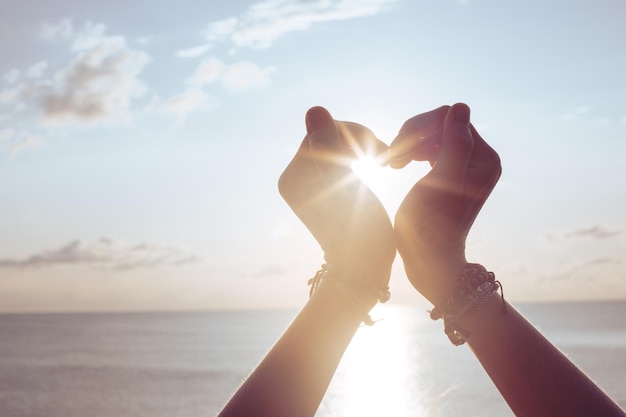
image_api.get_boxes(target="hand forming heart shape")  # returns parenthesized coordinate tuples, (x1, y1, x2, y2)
(279, 104, 501, 309)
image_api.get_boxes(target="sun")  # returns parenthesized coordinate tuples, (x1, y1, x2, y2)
(351, 153, 386, 190)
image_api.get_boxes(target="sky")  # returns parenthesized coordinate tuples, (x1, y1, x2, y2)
(1, 0, 625, 313)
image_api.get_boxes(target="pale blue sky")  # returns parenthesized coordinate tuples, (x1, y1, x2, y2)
(1, 0, 625, 312)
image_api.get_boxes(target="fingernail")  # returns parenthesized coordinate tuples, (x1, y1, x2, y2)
(453, 103, 470, 125)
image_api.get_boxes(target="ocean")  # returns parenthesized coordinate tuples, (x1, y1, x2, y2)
(0, 301, 624, 417)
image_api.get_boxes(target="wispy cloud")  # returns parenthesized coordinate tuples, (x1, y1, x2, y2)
(176, 44, 214, 58)
(0, 238, 199, 270)
(0, 128, 43, 158)
(1, 19, 150, 127)
(545, 225, 624, 242)
(159, 89, 215, 124)
(3, 69, 20, 85)
(582, 257, 622, 266)
(156, 56, 273, 124)
(180, 0, 397, 54)
(187, 57, 275, 92)
(41, 18, 74, 41)
(253, 263, 291, 278)
(541, 256, 625, 284)
(566, 226, 623, 239)
(25, 61, 49, 79)
(560, 105, 591, 121)
(559, 106, 614, 127)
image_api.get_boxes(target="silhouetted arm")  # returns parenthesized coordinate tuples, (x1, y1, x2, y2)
(218, 106, 394, 417)
(218, 282, 369, 417)
(392, 103, 625, 417)
(459, 298, 626, 417)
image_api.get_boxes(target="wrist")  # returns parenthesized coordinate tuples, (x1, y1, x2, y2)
(428, 263, 505, 346)
(308, 264, 390, 326)
(405, 255, 468, 306)
(429, 258, 469, 306)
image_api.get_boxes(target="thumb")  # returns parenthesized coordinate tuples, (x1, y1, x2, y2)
(430, 103, 474, 194)
(306, 106, 351, 179)
(306, 106, 340, 150)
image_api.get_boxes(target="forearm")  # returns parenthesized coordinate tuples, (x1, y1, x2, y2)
(217, 280, 369, 417)
(460, 298, 626, 417)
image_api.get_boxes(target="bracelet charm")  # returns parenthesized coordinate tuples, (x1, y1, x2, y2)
(308, 263, 391, 326)
(430, 263, 506, 345)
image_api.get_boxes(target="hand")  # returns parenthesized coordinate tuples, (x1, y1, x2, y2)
(389, 103, 501, 306)
(278, 106, 395, 303)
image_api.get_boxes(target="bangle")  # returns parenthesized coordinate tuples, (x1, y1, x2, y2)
(429, 263, 506, 346)
(307, 263, 391, 326)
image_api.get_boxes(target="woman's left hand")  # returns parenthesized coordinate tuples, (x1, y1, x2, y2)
(278, 106, 395, 304)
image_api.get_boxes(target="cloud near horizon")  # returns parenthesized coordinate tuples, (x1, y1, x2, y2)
(567, 226, 623, 240)
(545, 225, 624, 242)
(0, 238, 199, 270)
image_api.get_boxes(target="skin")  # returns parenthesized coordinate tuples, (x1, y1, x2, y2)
(391, 102, 625, 417)
(217, 106, 394, 417)
(218, 103, 625, 417)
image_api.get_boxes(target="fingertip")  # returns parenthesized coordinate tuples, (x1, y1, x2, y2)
(448, 102, 471, 126)
(305, 106, 334, 134)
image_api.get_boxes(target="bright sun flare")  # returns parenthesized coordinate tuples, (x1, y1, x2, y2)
(351, 156, 384, 189)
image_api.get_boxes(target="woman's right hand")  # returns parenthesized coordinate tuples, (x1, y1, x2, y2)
(389, 103, 501, 306)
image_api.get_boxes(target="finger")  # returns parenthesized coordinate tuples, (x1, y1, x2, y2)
(388, 105, 449, 168)
(429, 103, 474, 196)
(337, 121, 389, 166)
(305, 106, 354, 180)
(278, 107, 369, 210)
(456, 123, 502, 230)
(466, 124, 502, 194)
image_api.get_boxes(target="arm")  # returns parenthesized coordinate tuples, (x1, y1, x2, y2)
(461, 298, 625, 417)
(217, 282, 368, 417)
(391, 103, 625, 417)
(218, 106, 395, 417)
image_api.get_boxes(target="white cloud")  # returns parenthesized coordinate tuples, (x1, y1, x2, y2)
(203, 17, 239, 46)
(221, 61, 275, 91)
(160, 89, 212, 124)
(0, 128, 13, 142)
(26, 61, 49, 79)
(41, 18, 74, 41)
(567, 226, 623, 239)
(176, 44, 213, 58)
(2, 21, 150, 126)
(188, 57, 225, 86)
(200, 0, 397, 50)
(9, 133, 43, 158)
(3, 69, 20, 85)
(42, 41, 149, 125)
(71, 21, 109, 51)
(560, 105, 592, 121)
(0, 238, 199, 270)
(188, 57, 274, 92)
(0, 129, 43, 158)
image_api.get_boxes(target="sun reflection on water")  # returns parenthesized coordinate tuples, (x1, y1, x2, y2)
(319, 305, 430, 417)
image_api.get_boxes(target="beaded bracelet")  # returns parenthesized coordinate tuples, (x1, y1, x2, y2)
(308, 264, 391, 326)
(429, 263, 506, 346)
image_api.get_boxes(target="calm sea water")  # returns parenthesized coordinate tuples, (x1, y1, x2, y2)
(0, 301, 624, 417)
